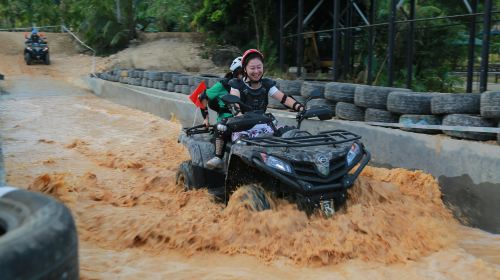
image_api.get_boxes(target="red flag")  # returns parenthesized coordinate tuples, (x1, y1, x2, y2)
(189, 81, 207, 109)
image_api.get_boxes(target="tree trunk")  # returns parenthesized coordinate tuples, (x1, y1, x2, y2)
(249, 0, 260, 48)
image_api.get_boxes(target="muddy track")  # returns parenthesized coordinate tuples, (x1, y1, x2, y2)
(0, 32, 499, 279)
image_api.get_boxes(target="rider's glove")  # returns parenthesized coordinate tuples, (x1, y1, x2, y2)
(217, 123, 228, 132)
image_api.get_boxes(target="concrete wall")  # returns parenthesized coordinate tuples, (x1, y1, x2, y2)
(87, 77, 500, 233)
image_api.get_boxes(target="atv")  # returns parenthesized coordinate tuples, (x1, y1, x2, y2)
(24, 42, 50, 65)
(176, 92, 371, 217)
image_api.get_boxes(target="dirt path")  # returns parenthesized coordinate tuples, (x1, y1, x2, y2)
(0, 32, 499, 279)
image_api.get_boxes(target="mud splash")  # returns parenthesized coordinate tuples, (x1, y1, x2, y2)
(35, 151, 458, 266)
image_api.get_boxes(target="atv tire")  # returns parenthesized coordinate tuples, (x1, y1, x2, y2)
(0, 187, 79, 279)
(176, 161, 195, 191)
(227, 184, 273, 212)
(24, 53, 32, 65)
(44, 53, 51, 65)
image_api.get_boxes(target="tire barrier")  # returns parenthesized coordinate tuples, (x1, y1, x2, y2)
(276, 80, 303, 96)
(335, 102, 365, 121)
(354, 85, 410, 110)
(324, 82, 356, 103)
(442, 114, 497, 141)
(300, 81, 325, 98)
(306, 98, 336, 113)
(399, 114, 442, 134)
(0, 187, 79, 280)
(480, 91, 500, 119)
(365, 108, 399, 123)
(387, 91, 437, 115)
(431, 93, 481, 115)
(96, 69, 499, 144)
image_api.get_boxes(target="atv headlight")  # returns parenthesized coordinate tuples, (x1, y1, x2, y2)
(26, 47, 32, 51)
(346, 143, 362, 166)
(43, 47, 48, 51)
(260, 153, 293, 173)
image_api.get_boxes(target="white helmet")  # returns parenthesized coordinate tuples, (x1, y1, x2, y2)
(229, 56, 242, 72)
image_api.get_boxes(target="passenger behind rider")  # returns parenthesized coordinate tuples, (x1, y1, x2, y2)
(197, 56, 244, 127)
(206, 49, 305, 169)
(25, 28, 46, 44)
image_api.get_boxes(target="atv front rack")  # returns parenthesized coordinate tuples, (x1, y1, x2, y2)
(240, 130, 361, 147)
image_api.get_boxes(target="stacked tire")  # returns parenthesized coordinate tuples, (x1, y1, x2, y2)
(387, 91, 440, 134)
(0, 187, 79, 279)
(355, 85, 410, 123)
(480, 91, 500, 143)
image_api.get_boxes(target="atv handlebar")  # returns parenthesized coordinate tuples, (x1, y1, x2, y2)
(184, 124, 213, 136)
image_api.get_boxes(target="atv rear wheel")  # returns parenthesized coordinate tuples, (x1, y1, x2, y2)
(175, 161, 194, 191)
(227, 184, 274, 212)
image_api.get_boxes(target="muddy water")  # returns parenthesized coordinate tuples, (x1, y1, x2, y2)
(1, 77, 499, 279)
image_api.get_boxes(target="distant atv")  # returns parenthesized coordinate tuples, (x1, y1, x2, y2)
(24, 42, 50, 65)
(177, 92, 371, 217)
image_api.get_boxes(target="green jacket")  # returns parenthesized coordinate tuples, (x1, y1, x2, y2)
(206, 80, 233, 122)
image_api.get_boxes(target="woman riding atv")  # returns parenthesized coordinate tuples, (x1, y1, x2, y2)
(198, 56, 244, 127)
(206, 49, 305, 169)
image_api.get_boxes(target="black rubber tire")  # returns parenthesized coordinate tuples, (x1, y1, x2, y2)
(171, 74, 188, 85)
(442, 114, 496, 141)
(148, 71, 163, 81)
(176, 161, 195, 191)
(153, 81, 159, 89)
(324, 82, 356, 103)
(387, 91, 436, 114)
(141, 78, 148, 87)
(335, 102, 365, 121)
(364, 108, 399, 123)
(276, 80, 303, 96)
(44, 53, 50, 65)
(181, 85, 191, 95)
(354, 85, 410, 109)
(431, 93, 481, 115)
(300, 81, 325, 98)
(399, 114, 442, 134)
(167, 82, 175, 92)
(174, 85, 182, 93)
(227, 184, 272, 212)
(147, 80, 154, 88)
(268, 96, 286, 109)
(293, 95, 306, 105)
(25, 53, 32, 65)
(306, 98, 336, 113)
(480, 91, 500, 119)
(162, 72, 181, 82)
(0, 188, 79, 279)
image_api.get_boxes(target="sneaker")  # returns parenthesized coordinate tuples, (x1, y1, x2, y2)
(206, 156, 223, 169)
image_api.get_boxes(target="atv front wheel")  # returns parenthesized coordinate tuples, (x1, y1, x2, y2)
(24, 53, 31, 65)
(175, 161, 194, 191)
(44, 53, 50, 65)
(227, 184, 274, 212)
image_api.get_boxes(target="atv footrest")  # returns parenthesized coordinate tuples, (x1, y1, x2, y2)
(241, 130, 361, 147)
